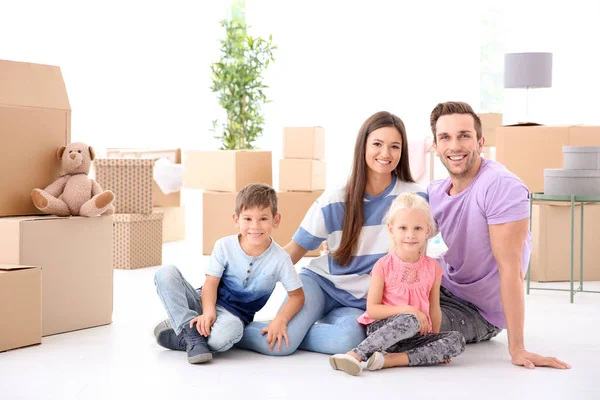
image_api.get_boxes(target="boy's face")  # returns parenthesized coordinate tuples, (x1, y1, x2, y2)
(233, 206, 281, 248)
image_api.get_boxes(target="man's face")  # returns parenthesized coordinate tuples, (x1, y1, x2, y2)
(434, 114, 484, 178)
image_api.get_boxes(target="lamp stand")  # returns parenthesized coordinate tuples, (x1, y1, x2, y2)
(525, 86, 530, 122)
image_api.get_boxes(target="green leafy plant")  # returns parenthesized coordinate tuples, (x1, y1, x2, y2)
(210, 19, 277, 150)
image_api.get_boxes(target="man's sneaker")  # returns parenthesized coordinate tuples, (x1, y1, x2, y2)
(182, 325, 213, 364)
(153, 319, 172, 338)
(156, 328, 186, 351)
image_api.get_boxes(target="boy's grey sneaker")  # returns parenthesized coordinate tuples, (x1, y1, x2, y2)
(182, 325, 213, 364)
(153, 319, 172, 338)
(156, 328, 187, 351)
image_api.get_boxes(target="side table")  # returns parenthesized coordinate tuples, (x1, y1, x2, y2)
(527, 192, 600, 303)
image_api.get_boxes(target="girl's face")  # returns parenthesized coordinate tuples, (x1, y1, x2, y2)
(388, 208, 431, 255)
(364, 127, 403, 177)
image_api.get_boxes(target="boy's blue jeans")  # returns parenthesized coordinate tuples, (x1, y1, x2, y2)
(154, 265, 244, 352)
(236, 273, 366, 356)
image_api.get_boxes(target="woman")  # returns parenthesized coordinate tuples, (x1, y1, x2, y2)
(237, 111, 427, 355)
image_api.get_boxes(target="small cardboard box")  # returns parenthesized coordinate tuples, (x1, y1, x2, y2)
(496, 124, 600, 193)
(202, 191, 323, 257)
(530, 203, 600, 282)
(0, 216, 113, 336)
(202, 191, 238, 255)
(184, 150, 272, 192)
(477, 113, 502, 146)
(0, 264, 42, 352)
(113, 212, 163, 269)
(275, 191, 324, 257)
(283, 127, 325, 160)
(0, 59, 71, 217)
(279, 159, 326, 192)
(94, 158, 154, 214)
(106, 148, 182, 207)
(155, 206, 185, 243)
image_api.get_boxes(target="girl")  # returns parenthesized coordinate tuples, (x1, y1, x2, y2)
(236, 111, 427, 355)
(329, 192, 465, 375)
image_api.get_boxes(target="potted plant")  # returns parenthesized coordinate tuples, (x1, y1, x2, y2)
(184, 15, 278, 192)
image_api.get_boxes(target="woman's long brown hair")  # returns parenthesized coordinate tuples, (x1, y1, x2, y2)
(332, 111, 414, 266)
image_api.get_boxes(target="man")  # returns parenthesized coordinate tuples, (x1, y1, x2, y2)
(427, 101, 569, 370)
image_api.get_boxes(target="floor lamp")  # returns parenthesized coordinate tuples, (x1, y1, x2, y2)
(504, 52, 553, 122)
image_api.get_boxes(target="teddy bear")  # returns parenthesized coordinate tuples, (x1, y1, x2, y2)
(31, 142, 115, 217)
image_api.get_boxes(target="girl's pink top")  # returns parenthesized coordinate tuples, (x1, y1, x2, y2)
(357, 252, 443, 332)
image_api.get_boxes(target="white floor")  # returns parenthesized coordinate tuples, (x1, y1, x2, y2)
(2, 235, 600, 399)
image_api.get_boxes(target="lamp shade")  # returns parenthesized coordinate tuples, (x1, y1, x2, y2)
(504, 52, 553, 88)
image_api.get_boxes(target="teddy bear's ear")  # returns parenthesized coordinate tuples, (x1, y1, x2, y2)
(88, 146, 96, 161)
(57, 146, 67, 160)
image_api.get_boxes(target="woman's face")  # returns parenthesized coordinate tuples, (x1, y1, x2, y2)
(364, 126, 403, 177)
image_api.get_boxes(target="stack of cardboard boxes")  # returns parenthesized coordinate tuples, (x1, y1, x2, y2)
(496, 124, 600, 282)
(96, 149, 181, 269)
(0, 60, 113, 352)
(478, 113, 503, 161)
(183, 150, 273, 255)
(277, 127, 326, 256)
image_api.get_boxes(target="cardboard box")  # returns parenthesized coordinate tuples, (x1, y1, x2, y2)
(496, 125, 600, 193)
(184, 150, 272, 192)
(202, 191, 323, 257)
(0, 216, 113, 336)
(530, 203, 600, 282)
(279, 159, 326, 192)
(283, 127, 325, 160)
(0, 60, 71, 217)
(94, 158, 154, 214)
(477, 113, 502, 146)
(113, 213, 163, 269)
(202, 191, 238, 255)
(155, 206, 185, 242)
(0, 265, 42, 352)
(106, 148, 182, 207)
(275, 191, 324, 257)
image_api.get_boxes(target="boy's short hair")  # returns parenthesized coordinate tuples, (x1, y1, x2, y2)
(235, 183, 278, 216)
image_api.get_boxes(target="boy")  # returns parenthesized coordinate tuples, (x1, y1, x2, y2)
(153, 183, 305, 364)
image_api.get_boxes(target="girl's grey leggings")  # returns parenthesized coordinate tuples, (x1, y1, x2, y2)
(353, 313, 466, 366)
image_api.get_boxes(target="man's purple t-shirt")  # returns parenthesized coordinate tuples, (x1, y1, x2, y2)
(427, 159, 532, 329)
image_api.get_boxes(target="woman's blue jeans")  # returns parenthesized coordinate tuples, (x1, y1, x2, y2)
(236, 273, 366, 356)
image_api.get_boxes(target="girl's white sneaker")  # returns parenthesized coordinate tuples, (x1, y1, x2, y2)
(329, 354, 363, 376)
(366, 352, 385, 371)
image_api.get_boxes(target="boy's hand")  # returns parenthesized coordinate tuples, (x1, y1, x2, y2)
(190, 312, 216, 337)
(261, 319, 289, 351)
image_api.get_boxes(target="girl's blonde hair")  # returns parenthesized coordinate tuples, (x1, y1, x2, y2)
(383, 192, 438, 251)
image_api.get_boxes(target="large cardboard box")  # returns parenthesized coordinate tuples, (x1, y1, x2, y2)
(0, 216, 113, 336)
(106, 148, 182, 207)
(496, 125, 600, 193)
(0, 265, 42, 352)
(202, 191, 323, 257)
(184, 150, 272, 192)
(283, 127, 325, 160)
(113, 213, 163, 269)
(155, 206, 185, 242)
(477, 113, 502, 146)
(202, 191, 238, 255)
(279, 159, 326, 192)
(530, 203, 600, 282)
(0, 60, 71, 217)
(275, 191, 324, 257)
(94, 158, 154, 214)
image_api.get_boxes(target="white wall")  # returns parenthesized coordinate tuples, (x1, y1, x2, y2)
(1, 1, 598, 189)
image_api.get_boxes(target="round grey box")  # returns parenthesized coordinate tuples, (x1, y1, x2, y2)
(544, 168, 600, 196)
(563, 146, 600, 170)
